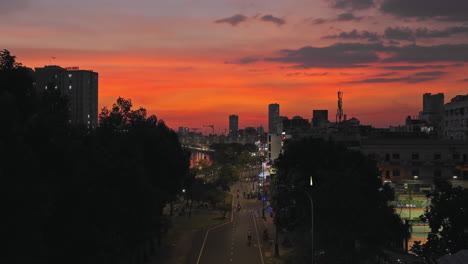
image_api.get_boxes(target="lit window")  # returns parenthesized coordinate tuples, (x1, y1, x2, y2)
(45, 85, 48, 90)
(68, 74, 72, 78)
(87, 114, 90, 118)
(69, 85, 72, 89)
(55, 85, 58, 90)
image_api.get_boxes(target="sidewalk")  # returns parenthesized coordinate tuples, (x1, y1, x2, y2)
(255, 209, 286, 264)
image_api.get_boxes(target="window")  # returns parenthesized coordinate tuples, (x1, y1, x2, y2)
(453, 153, 460, 160)
(392, 170, 400, 177)
(385, 171, 390, 179)
(392, 153, 400, 159)
(463, 154, 467, 162)
(54, 85, 58, 90)
(411, 153, 419, 160)
(268, 144, 271, 151)
(87, 114, 90, 118)
(68, 73, 72, 78)
(45, 85, 48, 90)
(434, 169, 442, 177)
(434, 153, 441, 160)
(69, 85, 72, 89)
(412, 169, 419, 177)
(385, 154, 390, 162)
(268, 135, 271, 142)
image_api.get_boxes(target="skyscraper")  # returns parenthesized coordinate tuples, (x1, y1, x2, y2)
(229, 115, 238, 134)
(34, 65, 98, 129)
(268, 103, 280, 134)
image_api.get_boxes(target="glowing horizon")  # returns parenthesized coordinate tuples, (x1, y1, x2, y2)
(3, 0, 468, 134)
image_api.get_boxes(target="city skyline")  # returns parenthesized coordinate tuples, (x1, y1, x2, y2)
(3, 0, 468, 133)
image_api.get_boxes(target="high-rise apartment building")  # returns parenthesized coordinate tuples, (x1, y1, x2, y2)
(268, 103, 280, 134)
(229, 115, 238, 134)
(34, 66, 98, 129)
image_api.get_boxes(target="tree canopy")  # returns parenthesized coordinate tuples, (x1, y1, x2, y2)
(411, 177, 468, 260)
(273, 137, 408, 263)
(2, 50, 190, 264)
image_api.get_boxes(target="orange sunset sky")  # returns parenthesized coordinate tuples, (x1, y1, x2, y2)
(2, 0, 468, 134)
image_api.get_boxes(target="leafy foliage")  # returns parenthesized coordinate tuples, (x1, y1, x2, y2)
(2, 50, 190, 263)
(411, 177, 468, 259)
(273, 138, 408, 263)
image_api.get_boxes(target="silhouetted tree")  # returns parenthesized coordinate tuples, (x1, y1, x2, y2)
(273, 138, 408, 263)
(411, 177, 468, 260)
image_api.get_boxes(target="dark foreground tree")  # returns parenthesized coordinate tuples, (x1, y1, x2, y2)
(2, 50, 190, 264)
(273, 138, 408, 263)
(411, 177, 468, 260)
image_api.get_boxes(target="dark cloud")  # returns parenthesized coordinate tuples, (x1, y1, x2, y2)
(384, 26, 468, 40)
(413, 71, 447, 76)
(348, 70, 448, 83)
(265, 43, 384, 68)
(340, 72, 365, 76)
(380, 64, 463, 70)
(305, 72, 328, 76)
(260, 15, 285, 26)
(347, 76, 437, 84)
(383, 44, 468, 63)
(323, 29, 379, 41)
(287, 72, 329, 76)
(388, 40, 400, 45)
(312, 18, 327, 24)
(380, 0, 468, 21)
(214, 14, 247, 26)
(415, 26, 468, 38)
(0, 0, 29, 14)
(337, 12, 363, 21)
(460, 78, 468, 82)
(225, 57, 260, 64)
(384, 27, 414, 41)
(331, 0, 374, 10)
(263, 43, 468, 68)
(376, 72, 398, 77)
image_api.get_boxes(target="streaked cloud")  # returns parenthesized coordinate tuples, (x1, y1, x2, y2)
(337, 12, 363, 21)
(215, 14, 247, 26)
(380, 0, 468, 21)
(323, 29, 379, 41)
(331, 0, 374, 10)
(224, 57, 260, 64)
(260, 15, 285, 26)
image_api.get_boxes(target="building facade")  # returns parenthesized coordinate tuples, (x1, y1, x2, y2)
(229, 115, 239, 134)
(360, 138, 468, 192)
(444, 95, 468, 140)
(268, 103, 280, 134)
(34, 66, 98, 129)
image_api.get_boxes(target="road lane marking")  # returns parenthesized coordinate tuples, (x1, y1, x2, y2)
(196, 193, 235, 264)
(253, 211, 265, 264)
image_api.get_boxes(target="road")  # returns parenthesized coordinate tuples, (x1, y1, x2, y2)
(197, 182, 266, 264)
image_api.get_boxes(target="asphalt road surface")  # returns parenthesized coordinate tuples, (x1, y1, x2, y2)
(197, 182, 265, 264)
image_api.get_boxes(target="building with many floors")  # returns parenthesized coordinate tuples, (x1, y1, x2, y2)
(444, 95, 468, 140)
(34, 65, 98, 129)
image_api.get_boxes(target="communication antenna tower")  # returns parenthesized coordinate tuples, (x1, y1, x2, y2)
(336, 91, 344, 123)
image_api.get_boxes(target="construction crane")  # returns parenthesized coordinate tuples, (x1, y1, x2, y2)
(203, 125, 215, 135)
